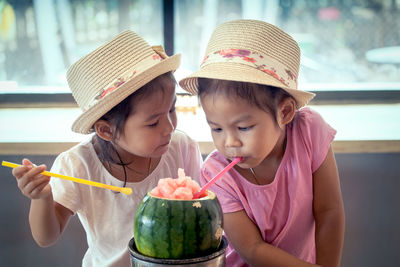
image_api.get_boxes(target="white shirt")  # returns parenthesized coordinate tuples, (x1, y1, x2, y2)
(49, 130, 203, 267)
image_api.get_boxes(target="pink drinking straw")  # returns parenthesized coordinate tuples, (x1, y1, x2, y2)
(193, 157, 243, 199)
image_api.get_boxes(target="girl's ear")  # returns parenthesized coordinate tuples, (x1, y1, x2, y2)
(278, 97, 296, 127)
(93, 120, 113, 141)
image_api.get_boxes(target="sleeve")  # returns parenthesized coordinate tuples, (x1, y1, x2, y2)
(49, 152, 83, 214)
(200, 153, 244, 213)
(298, 108, 337, 173)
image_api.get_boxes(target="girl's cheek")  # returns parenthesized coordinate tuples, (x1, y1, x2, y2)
(213, 136, 225, 152)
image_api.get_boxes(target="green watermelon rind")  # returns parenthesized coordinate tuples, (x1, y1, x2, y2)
(133, 190, 223, 259)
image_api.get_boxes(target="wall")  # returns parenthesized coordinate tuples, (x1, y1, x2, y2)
(0, 155, 86, 266)
(0, 153, 399, 266)
(338, 153, 400, 267)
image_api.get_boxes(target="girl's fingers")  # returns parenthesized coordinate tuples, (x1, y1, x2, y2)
(22, 158, 33, 167)
(27, 178, 51, 198)
(21, 175, 50, 197)
(16, 164, 48, 190)
(26, 164, 47, 177)
(12, 159, 41, 178)
(10, 160, 51, 199)
(12, 165, 32, 179)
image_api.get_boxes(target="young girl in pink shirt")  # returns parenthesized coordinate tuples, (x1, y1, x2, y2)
(180, 19, 345, 267)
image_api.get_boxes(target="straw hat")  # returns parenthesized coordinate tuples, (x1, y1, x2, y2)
(179, 19, 314, 107)
(67, 30, 180, 134)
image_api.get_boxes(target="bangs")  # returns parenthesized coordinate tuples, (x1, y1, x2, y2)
(197, 78, 291, 116)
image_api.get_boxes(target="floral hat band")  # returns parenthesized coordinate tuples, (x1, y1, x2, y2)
(179, 20, 315, 108)
(83, 45, 167, 112)
(201, 49, 297, 89)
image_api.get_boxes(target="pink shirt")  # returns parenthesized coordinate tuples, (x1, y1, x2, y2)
(200, 108, 336, 266)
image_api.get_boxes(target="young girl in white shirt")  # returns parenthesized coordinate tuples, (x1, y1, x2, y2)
(11, 30, 202, 266)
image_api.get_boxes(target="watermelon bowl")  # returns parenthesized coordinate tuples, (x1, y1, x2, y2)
(128, 236, 228, 267)
(133, 190, 224, 257)
(130, 170, 226, 266)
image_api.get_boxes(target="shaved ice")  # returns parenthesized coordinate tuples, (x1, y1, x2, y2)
(150, 168, 201, 200)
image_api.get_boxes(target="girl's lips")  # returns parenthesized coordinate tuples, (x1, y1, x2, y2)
(229, 156, 245, 162)
(155, 140, 171, 154)
(160, 140, 170, 148)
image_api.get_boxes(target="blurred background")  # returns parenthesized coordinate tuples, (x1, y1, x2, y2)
(0, 0, 399, 266)
(0, 0, 400, 88)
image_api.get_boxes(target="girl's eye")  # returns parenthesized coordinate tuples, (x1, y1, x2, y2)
(148, 121, 159, 128)
(238, 125, 254, 131)
(211, 127, 222, 133)
(169, 106, 176, 113)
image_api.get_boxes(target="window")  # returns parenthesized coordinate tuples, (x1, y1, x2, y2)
(0, 0, 163, 93)
(174, 0, 400, 94)
(1, 0, 399, 97)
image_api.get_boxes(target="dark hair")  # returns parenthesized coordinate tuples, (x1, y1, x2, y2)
(93, 71, 176, 165)
(197, 78, 295, 122)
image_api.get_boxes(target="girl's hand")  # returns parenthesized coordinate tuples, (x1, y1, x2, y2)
(12, 159, 52, 200)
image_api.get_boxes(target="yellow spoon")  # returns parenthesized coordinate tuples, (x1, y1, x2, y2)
(2, 160, 132, 195)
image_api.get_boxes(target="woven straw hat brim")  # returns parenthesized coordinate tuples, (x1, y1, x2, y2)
(71, 53, 180, 134)
(179, 62, 315, 108)
(179, 19, 315, 108)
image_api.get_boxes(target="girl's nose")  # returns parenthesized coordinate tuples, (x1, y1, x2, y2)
(163, 114, 175, 135)
(225, 133, 241, 148)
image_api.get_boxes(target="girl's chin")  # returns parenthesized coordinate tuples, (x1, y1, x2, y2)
(236, 162, 250, 169)
(234, 157, 259, 169)
(154, 143, 170, 155)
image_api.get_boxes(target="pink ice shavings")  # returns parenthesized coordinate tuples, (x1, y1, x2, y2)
(150, 168, 201, 200)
